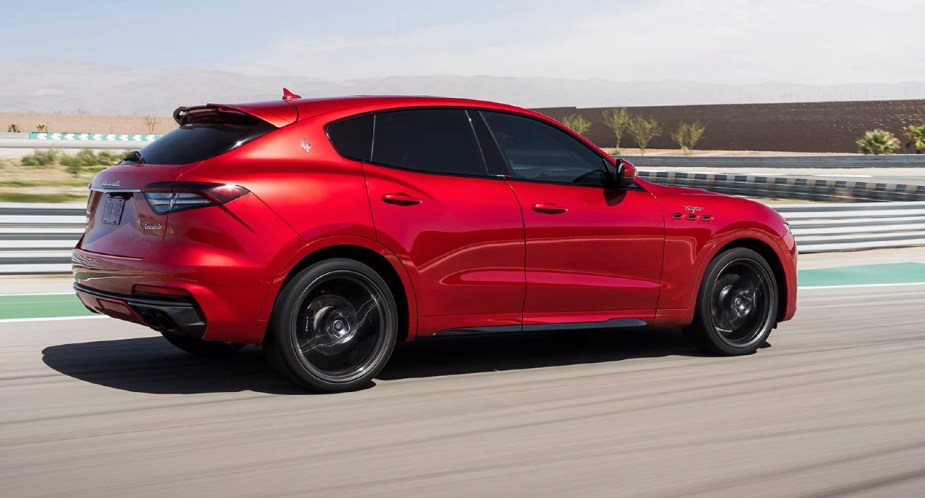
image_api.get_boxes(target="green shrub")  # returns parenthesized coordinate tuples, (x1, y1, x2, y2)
(7, 123, 20, 133)
(857, 129, 901, 155)
(562, 114, 591, 136)
(58, 154, 82, 176)
(20, 149, 59, 167)
(670, 121, 707, 154)
(96, 151, 123, 164)
(904, 124, 925, 154)
(602, 108, 631, 149)
(61, 150, 123, 174)
(627, 116, 662, 155)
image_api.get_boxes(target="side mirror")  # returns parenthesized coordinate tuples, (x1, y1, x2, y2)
(620, 160, 637, 187)
(605, 158, 637, 188)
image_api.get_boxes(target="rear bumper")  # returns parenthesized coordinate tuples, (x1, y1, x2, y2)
(72, 246, 273, 343)
(74, 283, 207, 338)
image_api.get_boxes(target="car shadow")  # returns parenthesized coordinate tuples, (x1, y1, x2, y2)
(380, 327, 699, 380)
(41, 338, 307, 395)
(41, 328, 703, 395)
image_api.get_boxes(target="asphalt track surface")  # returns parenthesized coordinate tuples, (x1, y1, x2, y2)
(1, 282, 924, 497)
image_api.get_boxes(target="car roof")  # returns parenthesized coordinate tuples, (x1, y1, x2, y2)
(197, 95, 536, 128)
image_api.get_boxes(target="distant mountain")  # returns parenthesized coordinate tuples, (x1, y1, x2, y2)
(2, 59, 925, 114)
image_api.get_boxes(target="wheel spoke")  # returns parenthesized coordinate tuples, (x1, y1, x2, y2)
(293, 270, 388, 383)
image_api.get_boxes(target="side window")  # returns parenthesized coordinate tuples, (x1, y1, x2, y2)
(481, 111, 607, 185)
(327, 114, 373, 162)
(372, 109, 488, 177)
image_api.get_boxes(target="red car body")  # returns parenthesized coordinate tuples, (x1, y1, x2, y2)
(73, 95, 796, 351)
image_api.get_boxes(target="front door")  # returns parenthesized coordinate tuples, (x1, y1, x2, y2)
(479, 110, 664, 326)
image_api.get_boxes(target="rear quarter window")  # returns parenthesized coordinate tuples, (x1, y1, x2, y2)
(326, 114, 373, 162)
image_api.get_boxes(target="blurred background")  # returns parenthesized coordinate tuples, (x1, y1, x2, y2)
(2, 1, 925, 496)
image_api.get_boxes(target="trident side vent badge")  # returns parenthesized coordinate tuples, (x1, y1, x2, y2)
(674, 206, 713, 221)
(300, 138, 312, 154)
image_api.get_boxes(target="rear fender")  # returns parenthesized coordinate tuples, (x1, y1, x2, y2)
(257, 234, 419, 342)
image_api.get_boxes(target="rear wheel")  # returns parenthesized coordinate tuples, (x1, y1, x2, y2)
(160, 332, 244, 357)
(683, 247, 778, 355)
(263, 258, 398, 393)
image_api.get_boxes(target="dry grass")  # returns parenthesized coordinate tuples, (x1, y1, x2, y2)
(0, 158, 100, 203)
(1, 112, 176, 135)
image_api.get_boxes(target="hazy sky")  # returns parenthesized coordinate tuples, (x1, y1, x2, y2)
(4, 0, 922, 84)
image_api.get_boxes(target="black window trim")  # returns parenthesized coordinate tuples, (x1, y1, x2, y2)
(468, 110, 511, 178)
(323, 105, 643, 190)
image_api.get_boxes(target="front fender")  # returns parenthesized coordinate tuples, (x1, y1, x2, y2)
(652, 195, 796, 327)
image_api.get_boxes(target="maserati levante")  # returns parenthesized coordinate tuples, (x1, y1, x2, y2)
(73, 92, 797, 392)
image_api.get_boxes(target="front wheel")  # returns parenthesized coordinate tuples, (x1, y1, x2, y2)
(683, 247, 778, 355)
(263, 258, 398, 393)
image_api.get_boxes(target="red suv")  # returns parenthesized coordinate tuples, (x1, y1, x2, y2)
(73, 94, 797, 392)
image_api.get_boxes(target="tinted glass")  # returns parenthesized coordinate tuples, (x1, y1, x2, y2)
(128, 115, 275, 165)
(327, 114, 373, 162)
(372, 109, 487, 177)
(482, 111, 606, 185)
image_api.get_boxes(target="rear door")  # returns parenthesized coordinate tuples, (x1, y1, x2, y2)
(479, 110, 665, 326)
(356, 108, 525, 332)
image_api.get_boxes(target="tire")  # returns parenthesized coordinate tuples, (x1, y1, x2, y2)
(263, 258, 398, 393)
(683, 247, 778, 356)
(160, 332, 245, 357)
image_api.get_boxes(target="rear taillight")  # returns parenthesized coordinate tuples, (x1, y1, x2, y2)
(142, 182, 249, 214)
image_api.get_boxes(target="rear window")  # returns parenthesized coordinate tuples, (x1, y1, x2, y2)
(126, 109, 275, 165)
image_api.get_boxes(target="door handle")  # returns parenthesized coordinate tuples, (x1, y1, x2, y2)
(531, 202, 568, 214)
(381, 193, 423, 206)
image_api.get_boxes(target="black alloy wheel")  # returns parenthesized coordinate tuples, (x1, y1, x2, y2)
(684, 247, 778, 355)
(264, 258, 398, 392)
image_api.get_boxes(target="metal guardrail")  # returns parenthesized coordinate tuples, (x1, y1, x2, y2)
(2, 201, 924, 274)
(775, 201, 925, 253)
(0, 203, 85, 274)
(635, 170, 925, 202)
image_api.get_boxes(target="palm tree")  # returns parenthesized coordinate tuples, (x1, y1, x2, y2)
(904, 124, 925, 154)
(856, 129, 901, 155)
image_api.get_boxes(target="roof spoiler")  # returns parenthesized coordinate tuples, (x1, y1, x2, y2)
(172, 100, 299, 128)
(172, 105, 254, 126)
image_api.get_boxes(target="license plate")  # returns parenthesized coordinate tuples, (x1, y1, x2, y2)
(102, 196, 126, 225)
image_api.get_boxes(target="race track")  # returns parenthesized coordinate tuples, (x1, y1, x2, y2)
(2, 284, 925, 497)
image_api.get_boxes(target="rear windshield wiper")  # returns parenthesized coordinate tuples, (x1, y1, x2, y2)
(123, 151, 145, 164)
